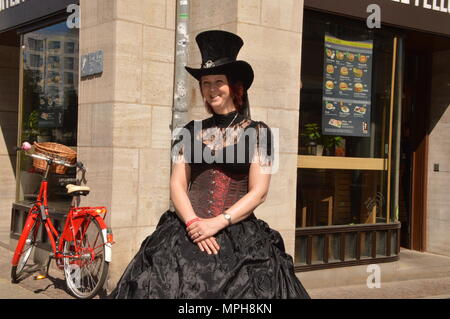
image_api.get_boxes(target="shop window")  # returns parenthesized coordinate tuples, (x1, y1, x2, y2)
(297, 169, 387, 227)
(297, 10, 398, 228)
(18, 21, 79, 211)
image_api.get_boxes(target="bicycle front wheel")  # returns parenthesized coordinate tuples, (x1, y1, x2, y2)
(63, 216, 109, 299)
(11, 215, 40, 283)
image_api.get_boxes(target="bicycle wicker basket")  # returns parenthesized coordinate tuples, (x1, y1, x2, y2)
(33, 142, 77, 175)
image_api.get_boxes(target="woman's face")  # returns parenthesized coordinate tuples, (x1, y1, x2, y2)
(200, 74, 235, 114)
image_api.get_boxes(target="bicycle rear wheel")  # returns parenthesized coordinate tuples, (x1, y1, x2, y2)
(11, 215, 40, 283)
(63, 216, 109, 299)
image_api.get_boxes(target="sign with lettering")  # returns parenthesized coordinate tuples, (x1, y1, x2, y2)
(304, 0, 450, 36)
(80, 50, 103, 78)
(322, 34, 373, 137)
(0, 0, 26, 12)
(391, 0, 450, 13)
(0, 0, 77, 33)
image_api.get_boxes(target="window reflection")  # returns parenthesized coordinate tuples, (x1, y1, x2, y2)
(19, 21, 79, 210)
(296, 168, 387, 227)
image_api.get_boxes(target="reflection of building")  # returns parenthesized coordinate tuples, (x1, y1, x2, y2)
(0, 0, 449, 293)
(24, 32, 79, 111)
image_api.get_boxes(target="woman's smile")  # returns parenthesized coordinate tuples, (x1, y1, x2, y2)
(201, 74, 236, 114)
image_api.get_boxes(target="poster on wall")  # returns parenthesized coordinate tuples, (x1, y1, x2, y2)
(322, 33, 373, 137)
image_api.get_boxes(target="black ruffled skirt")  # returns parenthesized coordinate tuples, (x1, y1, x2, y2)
(109, 210, 310, 299)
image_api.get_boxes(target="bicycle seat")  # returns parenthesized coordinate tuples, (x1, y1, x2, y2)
(66, 184, 90, 196)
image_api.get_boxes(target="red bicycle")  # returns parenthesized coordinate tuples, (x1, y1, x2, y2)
(11, 142, 114, 299)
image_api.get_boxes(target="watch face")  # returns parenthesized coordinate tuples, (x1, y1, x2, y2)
(224, 214, 231, 220)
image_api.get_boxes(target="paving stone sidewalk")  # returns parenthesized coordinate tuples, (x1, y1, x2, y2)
(1, 243, 449, 299)
(0, 244, 73, 299)
(307, 276, 450, 299)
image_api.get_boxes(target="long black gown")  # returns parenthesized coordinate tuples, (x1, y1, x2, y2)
(109, 110, 310, 299)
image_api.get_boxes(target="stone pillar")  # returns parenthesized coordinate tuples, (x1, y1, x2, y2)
(187, 0, 304, 256)
(78, 0, 176, 287)
(427, 49, 450, 257)
(0, 42, 19, 246)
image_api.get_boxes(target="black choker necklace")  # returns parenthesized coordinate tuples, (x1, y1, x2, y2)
(212, 110, 240, 128)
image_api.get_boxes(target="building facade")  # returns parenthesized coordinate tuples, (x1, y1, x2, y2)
(0, 0, 448, 290)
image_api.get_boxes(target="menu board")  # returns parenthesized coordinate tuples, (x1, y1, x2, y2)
(322, 34, 373, 137)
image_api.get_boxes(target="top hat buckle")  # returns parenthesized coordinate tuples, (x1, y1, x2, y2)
(203, 60, 215, 68)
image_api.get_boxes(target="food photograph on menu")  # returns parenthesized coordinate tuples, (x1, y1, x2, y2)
(322, 33, 373, 137)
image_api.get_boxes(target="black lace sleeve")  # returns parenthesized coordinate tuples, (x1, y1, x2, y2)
(171, 120, 195, 164)
(251, 121, 274, 172)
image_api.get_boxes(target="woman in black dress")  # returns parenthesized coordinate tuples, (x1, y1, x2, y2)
(109, 30, 310, 299)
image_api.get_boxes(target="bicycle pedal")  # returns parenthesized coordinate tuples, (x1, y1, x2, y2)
(34, 274, 47, 280)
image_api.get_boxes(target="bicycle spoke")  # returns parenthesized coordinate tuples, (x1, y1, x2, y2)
(63, 218, 108, 298)
(84, 265, 96, 291)
(92, 231, 100, 248)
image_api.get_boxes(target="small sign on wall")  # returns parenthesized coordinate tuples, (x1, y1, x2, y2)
(81, 50, 103, 78)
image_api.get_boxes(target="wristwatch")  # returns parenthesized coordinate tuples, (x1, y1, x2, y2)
(222, 213, 232, 225)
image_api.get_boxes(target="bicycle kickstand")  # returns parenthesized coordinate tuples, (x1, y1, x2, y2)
(33, 255, 51, 281)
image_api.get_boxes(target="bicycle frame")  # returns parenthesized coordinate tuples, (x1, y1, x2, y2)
(12, 164, 112, 267)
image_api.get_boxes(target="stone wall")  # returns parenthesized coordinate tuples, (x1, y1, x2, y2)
(79, 0, 303, 288)
(0, 43, 19, 246)
(78, 0, 176, 287)
(426, 49, 450, 256)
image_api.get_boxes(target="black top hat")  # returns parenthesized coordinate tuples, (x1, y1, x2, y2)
(185, 30, 254, 90)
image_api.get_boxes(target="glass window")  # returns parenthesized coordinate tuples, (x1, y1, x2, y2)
(64, 72, 74, 85)
(299, 11, 394, 159)
(297, 10, 398, 228)
(64, 57, 74, 70)
(64, 41, 75, 54)
(28, 38, 43, 51)
(29, 54, 43, 68)
(297, 168, 387, 227)
(18, 21, 79, 211)
(48, 40, 61, 52)
(48, 56, 60, 69)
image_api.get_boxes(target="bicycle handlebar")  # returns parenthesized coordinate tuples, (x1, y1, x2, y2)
(26, 153, 77, 168)
(15, 142, 85, 170)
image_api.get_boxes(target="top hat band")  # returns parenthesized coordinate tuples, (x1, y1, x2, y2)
(202, 57, 234, 69)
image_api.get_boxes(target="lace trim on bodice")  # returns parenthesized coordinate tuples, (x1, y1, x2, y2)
(171, 113, 274, 170)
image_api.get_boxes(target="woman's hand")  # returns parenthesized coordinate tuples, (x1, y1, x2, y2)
(197, 237, 220, 255)
(187, 216, 227, 244)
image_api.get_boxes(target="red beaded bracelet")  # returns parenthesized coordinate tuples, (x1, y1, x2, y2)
(185, 217, 200, 228)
